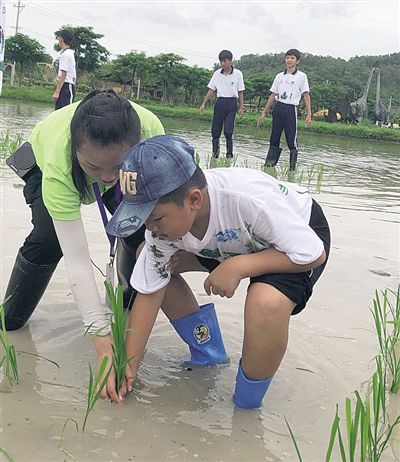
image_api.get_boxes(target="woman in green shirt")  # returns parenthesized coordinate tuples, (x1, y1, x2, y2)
(3, 89, 164, 402)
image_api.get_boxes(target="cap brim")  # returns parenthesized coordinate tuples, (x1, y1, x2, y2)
(106, 198, 157, 238)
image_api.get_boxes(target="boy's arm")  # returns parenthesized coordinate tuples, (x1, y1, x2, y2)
(303, 91, 312, 127)
(124, 289, 167, 391)
(204, 247, 326, 298)
(257, 93, 277, 127)
(53, 70, 67, 101)
(199, 89, 215, 112)
(238, 90, 244, 116)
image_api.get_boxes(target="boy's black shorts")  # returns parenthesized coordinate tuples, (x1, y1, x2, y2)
(195, 199, 330, 315)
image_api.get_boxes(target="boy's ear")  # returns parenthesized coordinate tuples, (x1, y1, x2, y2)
(187, 188, 203, 210)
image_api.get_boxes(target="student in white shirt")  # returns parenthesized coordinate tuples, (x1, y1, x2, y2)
(106, 135, 330, 409)
(53, 30, 76, 110)
(257, 49, 311, 171)
(200, 50, 245, 159)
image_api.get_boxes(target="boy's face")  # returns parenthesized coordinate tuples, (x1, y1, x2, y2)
(285, 54, 299, 69)
(145, 190, 202, 241)
(219, 58, 233, 72)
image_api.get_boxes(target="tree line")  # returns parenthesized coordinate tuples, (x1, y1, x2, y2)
(3, 25, 399, 121)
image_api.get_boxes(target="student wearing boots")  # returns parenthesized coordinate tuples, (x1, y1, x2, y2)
(106, 135, 330, 408)
(199, 50, 245, 159)
(257, 49, 311, 172)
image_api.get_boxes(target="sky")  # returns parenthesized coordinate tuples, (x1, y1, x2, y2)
(3, 0, 400, 69)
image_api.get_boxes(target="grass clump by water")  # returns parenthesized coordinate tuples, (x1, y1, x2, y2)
(0, 132, 23, 158)
(286, 286, 400, 461)
(0, 447, 15, 462)
(105, 282, 131, 393)
(0, 299, 19, 389)
(372, 286, 400, 394)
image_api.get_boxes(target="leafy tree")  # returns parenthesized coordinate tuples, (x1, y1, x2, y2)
(5, 33, 51, 85)
(151, 53, 186, 102)
(54, 25, 109, 74)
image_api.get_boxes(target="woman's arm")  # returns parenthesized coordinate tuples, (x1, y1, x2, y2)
(53, 218, 124, 403)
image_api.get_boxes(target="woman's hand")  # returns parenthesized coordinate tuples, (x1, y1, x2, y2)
(204, 259, 242, 298)
(119, 361, 138, 396)
(92, 334, 124, 403)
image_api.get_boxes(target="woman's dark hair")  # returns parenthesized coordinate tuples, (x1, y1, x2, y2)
(70, 89, 141, 199)
(158, 166, 207, 206)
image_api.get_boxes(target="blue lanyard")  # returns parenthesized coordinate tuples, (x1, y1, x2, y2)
(93, 182, 121, 260)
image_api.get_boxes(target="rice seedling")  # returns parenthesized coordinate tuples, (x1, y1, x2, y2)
(0, 447, 15, 462)
(104, 282, 132, 393)
(371, 285, 400, 394)
(0, 299, 19, 389)
(59, 418, 79, 459)
(0, 132, 23, 158)
(82, 356, 112, 431)
(286, 358, 400, 461)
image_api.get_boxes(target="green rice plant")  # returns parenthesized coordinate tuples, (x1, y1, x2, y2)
(82, 356, 112, 431)
(371, 285, 400, 394)
(0, 300, 19, 389)
(287, 358, 400, 462)
(0, 448, 15, 462)
(104, 282, 132, 393)
(60, 418, 79, 459)
(325, 359, 400, 462)
(0, 132, 23, 158)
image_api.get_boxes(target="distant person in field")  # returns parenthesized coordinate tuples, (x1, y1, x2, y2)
(53, 30, 76, 110)
(257, 49, 311, 172)
(199, 50, 245, 159)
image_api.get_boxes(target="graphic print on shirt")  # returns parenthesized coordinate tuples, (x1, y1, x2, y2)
(149, 244, 169, 279)
(216, 228, 241, 242)
(244, 222, 272, 253)
(199, 248, 222, 259)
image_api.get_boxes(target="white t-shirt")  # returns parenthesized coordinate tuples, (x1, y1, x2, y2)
(131, 168, 324, 295)
(270, 69, 309, 106)
(207, 68, 245, 98)
(58, 48, 76, 84)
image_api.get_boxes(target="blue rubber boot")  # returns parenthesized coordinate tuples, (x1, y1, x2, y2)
(233, 360, 273, 409)
(170, 303, 229, 366)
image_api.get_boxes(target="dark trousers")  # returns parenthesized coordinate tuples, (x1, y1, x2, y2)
(211, 97, 238, 144)
(55, 82, 76, 110)
(20, 166, 144, 266)
(270, 102, 298, 150)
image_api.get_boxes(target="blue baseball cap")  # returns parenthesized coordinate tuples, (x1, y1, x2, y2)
(106, 135, 197, 238)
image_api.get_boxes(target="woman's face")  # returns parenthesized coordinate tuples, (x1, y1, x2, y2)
(77, 140, 131, 184)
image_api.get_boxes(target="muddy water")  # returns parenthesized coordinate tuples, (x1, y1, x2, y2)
(1, 99, 399, 461)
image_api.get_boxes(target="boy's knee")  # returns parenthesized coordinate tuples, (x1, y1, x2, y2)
(246, 287, 293, 327)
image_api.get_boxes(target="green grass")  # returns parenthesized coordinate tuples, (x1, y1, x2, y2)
(105, 282, 132, 393)
(2, 85, 399, 142)
(371, 286, 400, 394)
(0, 300, 19, 389)
(286, 287, 400, 461)
(82, 356, 112, 431)
(0, 132, 23, 158)
(0, 448, 15, 462)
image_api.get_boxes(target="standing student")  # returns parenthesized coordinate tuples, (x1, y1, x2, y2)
(106, 135, 330, 409)
(2, 90, 164, 402)
(200, 50, 245, 158)
(53, 30, 76, 110)
(257, 49, 311, 171)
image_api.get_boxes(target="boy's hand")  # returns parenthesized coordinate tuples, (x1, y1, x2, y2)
(121, 361, 138, 395)
(257, 112, 266, 128)
(305, 114, 312, 127)
(199, 103, 206, 113)
(204, 260, 242, 298)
